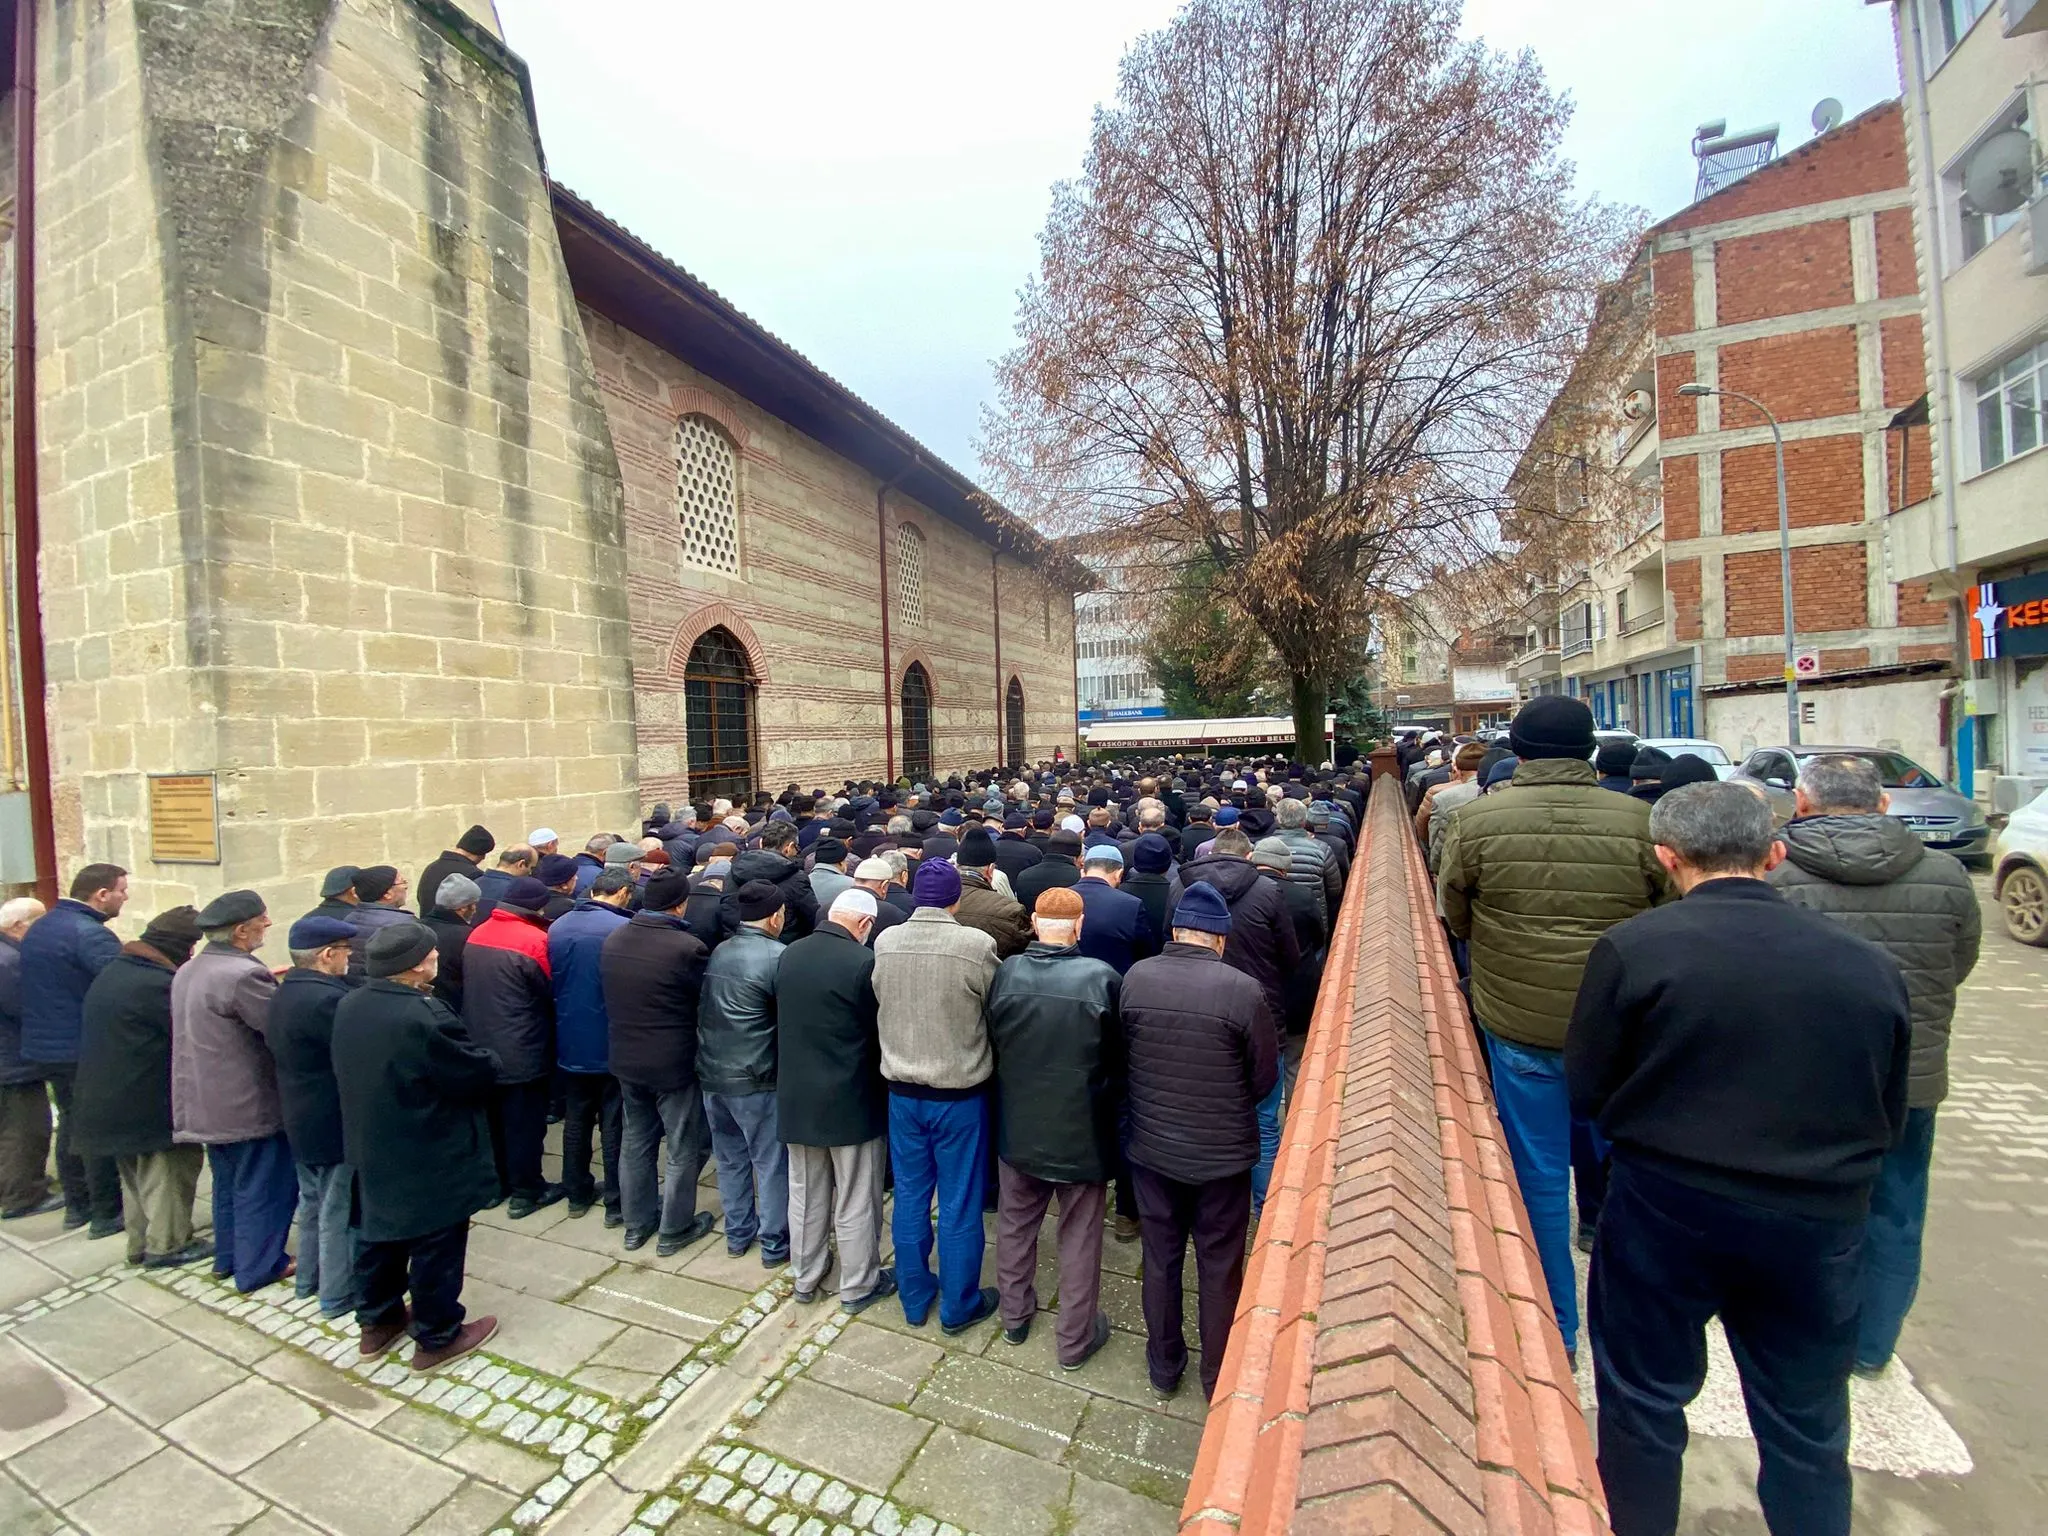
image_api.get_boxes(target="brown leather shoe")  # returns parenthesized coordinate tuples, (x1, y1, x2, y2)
(358, 1306, 412, 1360)
(409, 1315, 498, 1374)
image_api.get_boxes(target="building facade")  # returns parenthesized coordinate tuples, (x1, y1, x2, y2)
(1870, 0, 2048, 791)
(0, 0, 1082, 918)
(1074, 560, 1164, 723)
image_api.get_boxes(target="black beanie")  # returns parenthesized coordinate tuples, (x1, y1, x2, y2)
(957, 827, 997, 868)
(353, 865, 399, 903)
(1594, 740, 1637, 777)
(457, 824, 495, 857)
(1508, 696, 1595, 761)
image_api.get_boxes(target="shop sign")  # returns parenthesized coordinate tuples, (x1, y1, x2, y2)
(1971, 571, 2048, 661)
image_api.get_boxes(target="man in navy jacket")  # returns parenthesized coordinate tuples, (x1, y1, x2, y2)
(1071, 845, 1156, 976)
(546, 870, 634, 1223)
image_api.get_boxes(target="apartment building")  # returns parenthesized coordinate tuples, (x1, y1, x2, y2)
(1868, 0, 2048, 790)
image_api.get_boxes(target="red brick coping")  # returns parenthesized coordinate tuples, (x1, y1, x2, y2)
(1180, 776, 1610, 1535)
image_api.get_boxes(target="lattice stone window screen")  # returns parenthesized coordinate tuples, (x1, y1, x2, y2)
(896, 523, 926, 627)
(676, 415, 740, 576)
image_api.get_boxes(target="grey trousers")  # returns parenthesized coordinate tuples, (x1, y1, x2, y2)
(0, 1081, 52, 1213)
(293, 1162, 356, 1317)
(115, 1144, 203, 1263)
(996, 1161, 1106, 1365)
(619, 1081, 709, 1238)
(787, 1138, 885, 1303)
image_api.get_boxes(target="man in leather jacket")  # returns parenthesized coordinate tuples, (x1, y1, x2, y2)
(984, 886, 1120, 1371)
(698, 881, 789, 1266)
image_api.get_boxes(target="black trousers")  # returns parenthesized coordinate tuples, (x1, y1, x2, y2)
(487, 1079, 550, 1201)
(560, 1072, 621, 1213)
(1130, 1163, 1250, 1400)
(1591, 1159, 1861, 1536)
(43, 1065, 121, 1222)
(354, 1219, 469, 1350)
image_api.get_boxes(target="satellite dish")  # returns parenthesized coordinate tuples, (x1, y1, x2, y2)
(1962, 129, 2036, 218)
(1812, 98, 1844, 134)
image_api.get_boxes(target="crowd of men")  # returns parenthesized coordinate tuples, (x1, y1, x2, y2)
(0, 760, 1364, 1395)
(1415, 696, 1978, 1536)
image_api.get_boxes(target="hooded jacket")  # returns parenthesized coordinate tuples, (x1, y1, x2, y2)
(698, 925, 781, 1095)
(1181, 854, 1298, 1026)
(547, 899, 632, 1074)
(719, 850, 819, 942)
(1437, 756, 1669, 1051)
(1768, 813, 1981, 1107)
(461, 907, 555, 1083)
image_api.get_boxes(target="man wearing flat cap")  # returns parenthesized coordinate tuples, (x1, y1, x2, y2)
(463, 876, 563, 1218)
(344, 866, 413, 978)
(1015, 828, 1084, 914)
(698, 882, 790, 1266)
(269, 916, 361, 1318)
(333, 921, 500, 1373)
(173, 890, 294, 1293)
(872, 858, 1001, 1334)
(303, 866, 360, 925)
(417, 824, 494, 919)
(71, 906, 210, 1268)
(1120, 882, 1278, 1400)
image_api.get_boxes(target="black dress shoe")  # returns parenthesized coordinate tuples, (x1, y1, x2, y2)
(656, 1211, 716, 1257)
(87, 1216, 125, 1241)
(61, 1207, 89, 1230)
(143, 1240, 216, 1270)
(840, 1270, 897, 1316)
(1060, 1313, 1112, 1372)
(941, 1287, 999, 1337)
(1003, 1318, 1031, 1347)
(1, 1192, 64, 1220)
(507, 1184, 566, 1220)
(622, 1226, 653, 1251)
(603, 1210, 625, 1229)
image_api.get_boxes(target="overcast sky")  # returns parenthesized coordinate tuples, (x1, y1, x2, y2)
(496, 0, 1904, 481)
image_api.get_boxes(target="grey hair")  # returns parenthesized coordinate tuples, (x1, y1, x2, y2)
(1648, 781, 1780, 874)
(881, 849, 910, 878)
(202, 923, 243, 946)
(0, 896, 43, 928)
(1212, 827, 1253, 856)
(1274, 799, 1309, 830)
(1799, 754, 1884, 813)
(887, 815, 913, 837)
(290, 945, 338, 968)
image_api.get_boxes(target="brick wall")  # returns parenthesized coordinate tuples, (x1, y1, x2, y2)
(1181, 778, 1608, 1536)
(1663, 454, 1700, 541)
(1717, 327, 1859, 422)
(1714, 222, 1854, 327)
(1875, 206, 1919, 300)
(1898, 578, 1948, 627)
(1656, 351, 1698, 439)
(1721, 435, 1864, 534)
(1669, 557, 1703, 641)
(1881, 314, 1926, 409)
(1652, 247, 1693, 336)
(1657, 102, 1908, 233)
(1724, 544, 1869, 636)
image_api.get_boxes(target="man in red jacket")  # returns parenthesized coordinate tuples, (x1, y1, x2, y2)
(461, 877, 561, 1219)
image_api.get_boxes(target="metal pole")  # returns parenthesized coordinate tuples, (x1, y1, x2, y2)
(1771, 415, 1799, 747)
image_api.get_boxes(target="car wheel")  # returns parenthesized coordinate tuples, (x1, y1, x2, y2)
(2002, 864, 2048, 947)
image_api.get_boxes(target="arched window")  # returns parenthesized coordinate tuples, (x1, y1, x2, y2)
(895, 523, 926, 628)
(684, 626, 755, 803)
(900, 662, 933, 784)
(676, 415, 740, 575)
(1005, 677, 1026, 768)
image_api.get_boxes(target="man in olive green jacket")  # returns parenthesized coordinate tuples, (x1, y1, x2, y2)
(1436, 696, 1668, 1360)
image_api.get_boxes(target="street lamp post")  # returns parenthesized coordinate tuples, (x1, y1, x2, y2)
(1678, 382, 1799, 747)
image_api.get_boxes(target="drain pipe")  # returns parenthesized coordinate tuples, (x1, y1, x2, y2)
(875, 458, 916, 783)
(991, 549, 1003, 764)
(12, 0, 53, 905)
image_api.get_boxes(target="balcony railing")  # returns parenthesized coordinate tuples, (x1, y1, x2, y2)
(1619, 606, 1666, 637)
(1562, 635, 1593, 659)
(1511, 645, 1561, 681)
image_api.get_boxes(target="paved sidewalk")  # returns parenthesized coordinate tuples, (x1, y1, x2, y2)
(0, 1140, 1204, 1536)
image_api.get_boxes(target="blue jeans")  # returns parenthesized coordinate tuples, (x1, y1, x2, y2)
(1856, 1106, 1936, 1371)
(703, 1090, 788, 1262)
(208, 1132, 298, 1293)
(293, 1162, 356, 1318)
(1482, 1030, 1576, 1355)
(1249, 1074, 1285, 1216)
(1591, 1159, 1860, 1536)
(888, 1092, 990, 1328)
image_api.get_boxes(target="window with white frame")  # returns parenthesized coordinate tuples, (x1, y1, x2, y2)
(675, 415, 740, 576)
(1974, 338, 2048, 472)
(1954, 98, 2032, 262)
(895, 523, 926, 627)
(1927, 0, 1993, 54)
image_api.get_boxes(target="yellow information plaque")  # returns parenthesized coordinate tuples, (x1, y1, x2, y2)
(147, 773, 221, 865)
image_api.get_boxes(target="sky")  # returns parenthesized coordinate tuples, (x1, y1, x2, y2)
(494, 0, 1905, 482)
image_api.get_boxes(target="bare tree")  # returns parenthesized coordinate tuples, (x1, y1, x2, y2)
(985, 0, 1636, 754)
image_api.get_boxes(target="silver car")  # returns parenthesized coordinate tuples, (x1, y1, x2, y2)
(1730, 746, 1991, 865)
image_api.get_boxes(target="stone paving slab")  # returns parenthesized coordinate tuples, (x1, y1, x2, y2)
(568, 1267, 751, 1340)
(243, 1416, 466, 1536)
(465, 1224, 620, 1301)
(165, 1378, 321, 1475)
(892, 1425, 1074, 1536)
(8, 1406, 161, 1507)
(0, 1338, 103, 1461)
(0, 1248, 66, 1312)
(65, 1445, 265, 1536)
(1064, 1394, 1207, 1502)
(98, 1338, 246, 1428)
(912, 1352, 1091, 1461)
(454, 1277, 627, 1376)
(11, 1294, 179, 1384)
(805, 1319, 943, 1406)
(745, 1375, 933, 1492)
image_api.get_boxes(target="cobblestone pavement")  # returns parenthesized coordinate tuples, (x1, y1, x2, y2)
(0, 1139, 1203, 1536)
(1568, 875, 2044, 1534)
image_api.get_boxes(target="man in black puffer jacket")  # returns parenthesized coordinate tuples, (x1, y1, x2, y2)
(1120, 883, 1277, 1401)
(985, 886, 1121, 1371)
(600, 871, 715, 1255)
(1766, 754, 1980, 1378)
(719, 823, 818, 943)
(698, 883, 788, 1266)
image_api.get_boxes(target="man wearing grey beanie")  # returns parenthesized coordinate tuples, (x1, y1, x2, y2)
(423, 874, 481, 1015)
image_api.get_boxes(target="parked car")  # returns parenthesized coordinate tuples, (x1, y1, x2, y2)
(1992, 789, 2048, 946)
(1636, 737, 1737, 779)
(1590, 727, 1638, 762)
(1729, 746, 1990, 865)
